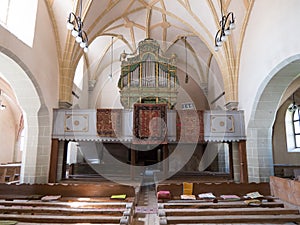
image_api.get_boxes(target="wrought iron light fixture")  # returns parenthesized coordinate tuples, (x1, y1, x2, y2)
(67, 0, 89, 53)
(214, 0, 235, 52)
(288, 93, 299, 112)
(0, 90, 6, 110)
(109, 37, 114, 79)
(0, 100, 6, 110)
(184, 36, 188, 84)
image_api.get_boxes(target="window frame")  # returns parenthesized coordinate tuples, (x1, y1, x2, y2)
(286, 105, 300, 153)
(292, 108, 300, 149)
(0, 0, 38, 47)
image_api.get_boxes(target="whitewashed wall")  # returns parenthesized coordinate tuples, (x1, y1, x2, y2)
(239, 0, 300, 182)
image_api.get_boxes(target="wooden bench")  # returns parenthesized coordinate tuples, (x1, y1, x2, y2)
(157, 182, 300, 224)
(0, 201, 132, 224)
(156, 182, 271, 200)
(0, 183, 136, 224)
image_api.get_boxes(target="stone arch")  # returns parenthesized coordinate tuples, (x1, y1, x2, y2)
(247, 55, 300, 182)
(0, 48, 51, 183)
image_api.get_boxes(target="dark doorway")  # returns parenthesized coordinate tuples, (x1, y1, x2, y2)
(133, 144, 163, 166)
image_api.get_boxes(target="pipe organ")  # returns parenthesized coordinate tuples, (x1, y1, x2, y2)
(118, 38, 178, 109)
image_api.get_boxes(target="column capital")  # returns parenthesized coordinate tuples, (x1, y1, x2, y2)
(59, 101, 72, 109)
(225, 101, 239, 110)
(88, 79, 97, 91)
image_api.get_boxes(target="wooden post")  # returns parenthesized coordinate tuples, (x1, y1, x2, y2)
(238, 140, 248, 183)
(163, 144, 169, 176)
(48, 139, 59, 183)
(61, 141, 68, 179)
(130, 147, 136, 180)
(228, 142, 234, 180)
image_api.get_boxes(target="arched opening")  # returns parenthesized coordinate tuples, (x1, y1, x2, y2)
(247, 56, 300, 182)
(0, 50, 51, 183)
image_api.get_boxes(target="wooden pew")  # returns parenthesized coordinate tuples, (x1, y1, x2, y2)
(156, 181, 271, 200)
(0, 183, 136, 224)
(0, 183, 135, 198)
(160, 201, 285, 209)
(0, 202, 132, 224)
(160, 214, 300, 224)
(157, 182, 300, 224)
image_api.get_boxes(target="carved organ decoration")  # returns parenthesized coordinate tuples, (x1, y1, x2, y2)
(118, 38, 178, 109)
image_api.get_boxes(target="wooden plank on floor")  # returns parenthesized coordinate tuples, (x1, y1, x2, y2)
(0, 195, 135, 202)
(166, 214, 300, 224)
(163, 207, 299, 216)
(16, 224, 121, 225)
(0, 200, 130, 208)
(161, 200, 284, 209)
(0, 205, 126, 216)
(0, 214, 122, 223)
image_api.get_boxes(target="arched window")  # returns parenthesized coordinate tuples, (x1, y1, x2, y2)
(285, 104, 300, 152)
(74, 57, 84, 90)
(292, 108, 300, 148)
(0, 0, 38, 47)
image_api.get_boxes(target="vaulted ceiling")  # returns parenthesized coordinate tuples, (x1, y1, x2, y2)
(45, 0, 253, 106)
(13, 0, 300, 114)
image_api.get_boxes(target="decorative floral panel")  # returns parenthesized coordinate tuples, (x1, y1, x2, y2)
(176, 110, 204, 143)
(133, 103, 167, 144)
(97, 109, 122, 138)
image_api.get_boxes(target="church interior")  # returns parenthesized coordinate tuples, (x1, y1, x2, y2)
(0, 0, 300, 224)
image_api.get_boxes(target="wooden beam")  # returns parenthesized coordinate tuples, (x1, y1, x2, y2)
(131, 147, 136, 180)
(61, 141, 68, 179)
(238, 140, 248, 183)
(0, 206, 126, 216)
(162, 208, 299, 216)
(48, 139, 59, 183)
(165, 214, 300, 224)
(163, 144, 169, 175)
(162, 201, 284, 209)
(228, 142, 234, 180)
(0, 214, 122, 223)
